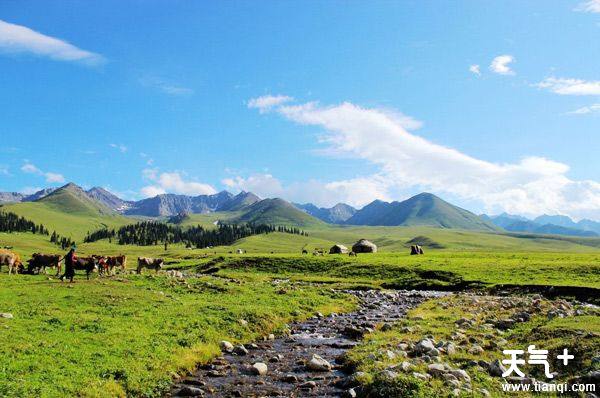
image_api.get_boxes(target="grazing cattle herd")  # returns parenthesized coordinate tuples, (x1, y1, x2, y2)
(0, 249, 164, 279)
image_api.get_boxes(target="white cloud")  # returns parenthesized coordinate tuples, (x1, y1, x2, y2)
(469, 64, 481, 76)
(44, 172, 66, 183)
(0, 165, 9, 175)
(109, 143, 128, 153)
(140, 185, 166, 198)
(575, 0, 600, 13)
(21, 186, 42, 195)
(222, 173, 391, 208)
(490, 55, 515, 75)
(536, 77, 600, 96)
(20, 162, 65, 183)
(248, 96, 600, 220)
(138, 76, 194, 96)
(567, 103, 600, 115)
(247, 95, 294, 113)
(141, 169, 216, 197)
(0, 19, 104, 65)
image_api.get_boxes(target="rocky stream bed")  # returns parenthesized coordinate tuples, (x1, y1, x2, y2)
(168, 290, 446, 397)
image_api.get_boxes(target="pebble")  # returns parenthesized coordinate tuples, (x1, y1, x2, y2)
(306, 354, 332, 372)
(251, 362, 268, 376)
(219, 341, 234, 353)
(176, 386, 205, 397)
(233, 345, 248, 356)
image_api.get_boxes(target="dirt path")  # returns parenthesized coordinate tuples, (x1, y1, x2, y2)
(169, 290, 446, 397)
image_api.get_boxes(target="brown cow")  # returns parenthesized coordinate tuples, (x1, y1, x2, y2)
(0, 249, 23, 274)
(92, 256, 109, 276)
(137, 257, 163, 274)
(74, 257, 98, 280)
(27, 253, 62, 275)
(109, 255, 127, 272)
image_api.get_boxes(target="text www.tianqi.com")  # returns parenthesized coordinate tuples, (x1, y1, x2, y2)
(502, 382, 596, 393)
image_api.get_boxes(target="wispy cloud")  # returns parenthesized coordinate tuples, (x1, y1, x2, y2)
(139, 152, 154, 165)
(141, 168, 216, 197)
(21, 186, 43, 195)
(21, 162, 65, 183)
(469, 64, 481, 76)
(139, 75, 194, 96)
(536, 77, 600, 95)
(489, 55, 515, 75)
(247, 95, 600, 220)
(109, 143, 128, 153)
(575, 0, 600, 13)
(567, 103, 600, 115)
(247, 95, 293, 113)
(0, 19, 104, 65)
(0, 165, 9, 175)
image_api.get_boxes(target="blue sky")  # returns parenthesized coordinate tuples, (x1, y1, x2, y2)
(0, 1, 599, 220)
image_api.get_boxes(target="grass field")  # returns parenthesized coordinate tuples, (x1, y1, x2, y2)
(1, 201, 599, 397)
(0, 273, 353, 397)
(195, 252, 600, 290)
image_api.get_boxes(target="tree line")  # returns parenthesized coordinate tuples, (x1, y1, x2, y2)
(84, 221, 307, 248)
(0, 210, 49, 235)
(0, 210, 75, 249)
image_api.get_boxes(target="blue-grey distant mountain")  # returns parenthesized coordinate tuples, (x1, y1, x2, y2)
(125, 191, 235, 217)
(86, 187, 131, 212)
(122, 190, 261, 217)
(577, 219, 600, 235)
(0, 187, 56, 204)
(485, 213, 598, 237)
(294, 202, 357, 224)
(345, 193, 499, 231)
(481, 213, 528, 229)
(534, 214, 578, 229)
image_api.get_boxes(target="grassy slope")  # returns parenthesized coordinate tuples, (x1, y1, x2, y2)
(1, 201, 130, 241)
(233, 198, 324, 228)
(0, 274, 353, 397)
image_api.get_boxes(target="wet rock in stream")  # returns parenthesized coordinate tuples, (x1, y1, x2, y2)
(169, 290, 445, 397)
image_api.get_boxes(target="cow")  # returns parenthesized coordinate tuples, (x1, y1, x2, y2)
(410, 245, 425, 255)
(27, 253, 62, 275)
(73, 256, 98, 280)
(137, 257, 163, 274)
(92, 256, 109, 276)
(349, 251, 357, 257)
(0, 249, 23, 274)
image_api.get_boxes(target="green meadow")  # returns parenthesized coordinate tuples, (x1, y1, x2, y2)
(1, 199, 599, 397)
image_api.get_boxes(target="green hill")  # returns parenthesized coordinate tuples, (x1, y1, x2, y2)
(38, 183, 115, 216)
(346, 192, 499, 231)
(233, 198, 324, 227)
(1, 183, 130, 240)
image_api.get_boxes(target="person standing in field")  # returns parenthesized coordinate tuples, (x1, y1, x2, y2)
(59, 246, 77, 283)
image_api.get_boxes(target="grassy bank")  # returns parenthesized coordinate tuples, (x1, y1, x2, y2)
(345, 294, 600, 397)
(197, 252, 600, 290)
(0, 273, 354, 397)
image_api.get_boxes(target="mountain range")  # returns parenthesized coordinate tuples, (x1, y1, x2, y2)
(294, 202, 357, 224)
(482, 213, 600, 237)
(1, 183, 599, 236)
